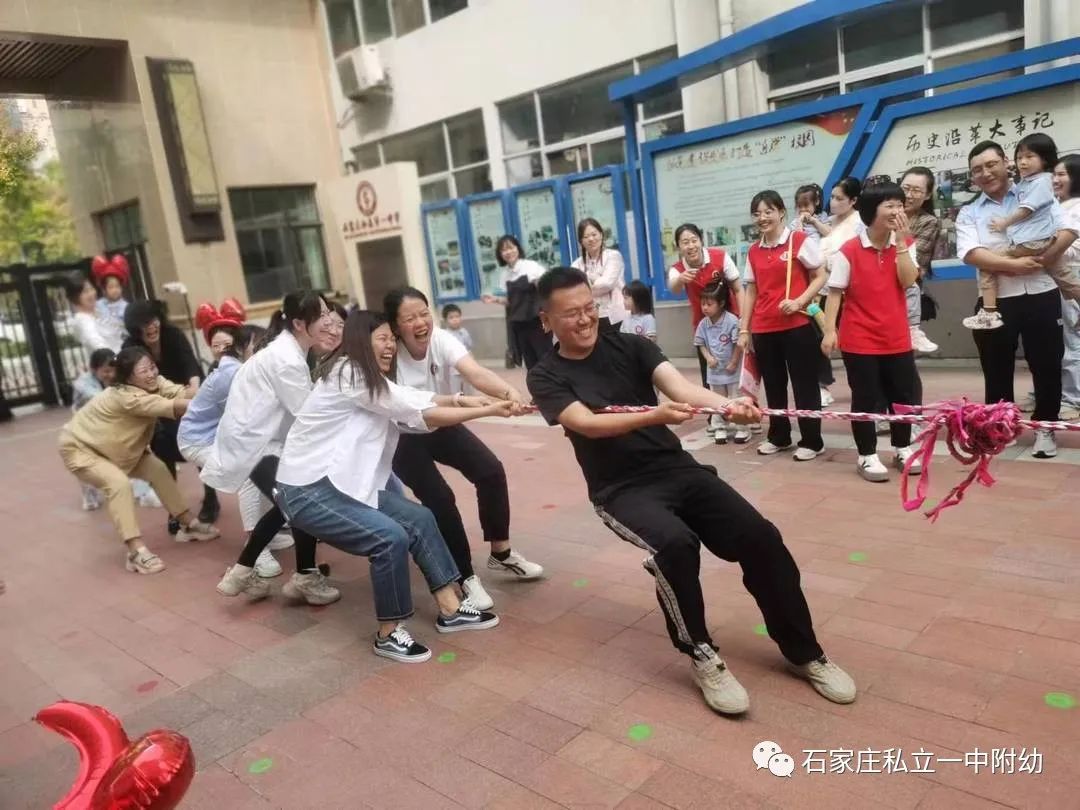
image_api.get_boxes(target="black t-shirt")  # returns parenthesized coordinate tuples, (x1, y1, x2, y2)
(123, 324, 203, 386)
(506, 275, 540, 323)
(528, 331, 703, 503)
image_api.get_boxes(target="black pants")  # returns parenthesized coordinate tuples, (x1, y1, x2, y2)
(752, 323, 823, 450)
(511, 318, 551, 371)
(972, 290, 1063, 421)
(595, 466, 823, 665)
(392, 425, 509, 580)
(842, 351, 919, 455)
(236, 455, 317, 571)
(811, 302, 835, 387)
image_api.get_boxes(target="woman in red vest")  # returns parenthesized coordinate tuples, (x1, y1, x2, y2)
(666, 223, 743, 388)
(738, 190, 828, 460)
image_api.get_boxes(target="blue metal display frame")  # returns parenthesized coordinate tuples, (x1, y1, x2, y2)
(461, 189, 513, 296)
(635, 38, 1080, 302)
(420, 199, 475, 303)
(509, 178, 572, 267)
(561, 164, 633, 282)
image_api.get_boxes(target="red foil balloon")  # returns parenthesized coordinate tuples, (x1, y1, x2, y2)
(34, 701, 194, 810)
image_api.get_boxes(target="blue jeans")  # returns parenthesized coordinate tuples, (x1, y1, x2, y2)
(276, 478, 460, 622)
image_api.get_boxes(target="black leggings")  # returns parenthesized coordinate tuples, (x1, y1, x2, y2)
(752, 323, 823, 450)
(392, 425, 509, 580)
(236, 455, 317, 571)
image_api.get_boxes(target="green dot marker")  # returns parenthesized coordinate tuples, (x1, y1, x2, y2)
(1044, 692, 1076, 710)
(848, 551, 868, 563)
(627, 724, 652, 742)
(572, 578, 589, 588)
(437, 651, 456, 663)
(248, 757, 273, 774)
(753, 623, 768, 637)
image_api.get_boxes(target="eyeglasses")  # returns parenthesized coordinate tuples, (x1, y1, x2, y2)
(900, 185, 926, 196)
(553, 301, 599, 323)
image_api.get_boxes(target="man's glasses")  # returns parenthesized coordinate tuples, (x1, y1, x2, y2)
(553, 302, 599, 323)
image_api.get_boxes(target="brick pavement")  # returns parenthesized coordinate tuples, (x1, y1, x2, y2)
(1, 365, 1078, 809)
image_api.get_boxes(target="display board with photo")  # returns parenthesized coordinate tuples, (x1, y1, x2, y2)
(569, 175, 621, 255)
(424, 207, 467, 297)
(515, 187, 562, 269)
(467, 198, 508, 297)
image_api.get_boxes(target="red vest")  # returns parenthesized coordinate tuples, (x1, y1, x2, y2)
(672, 248, 739, 330)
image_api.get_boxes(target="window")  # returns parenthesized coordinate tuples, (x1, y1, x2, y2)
(539, 63, 633, 144)
(842, 6, 922, 72)
(446, 110, 487, 166)
(420, 179, 451, 203)
(765, 1, 1025, 110)
(359, 0, 393, 42)
(847, 66, 924, 102)
(97, 202, 144, 250)
(382, 122, 448, 175)
(325, 0, 360, 56)
(351, 142, 381, 170)
(228, 186, 330, 303)
(929, 0, 1023, 50)
(453, 165, 491, 196)
(498, 51, 683, 182)
(391, 0, 426, 36)
(933, 40, 1024, 93)
(429, 0, 466, 22)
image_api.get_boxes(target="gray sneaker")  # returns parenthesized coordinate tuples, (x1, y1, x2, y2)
(282, 570, 341, 605)
(691, 651, 749, 715)
(216, 564, 270, 599)
(1032, 429, 1058, 459)
(175, 520, 219, 543)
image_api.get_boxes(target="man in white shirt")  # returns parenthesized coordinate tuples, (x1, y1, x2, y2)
(956, 141, 1076, 459)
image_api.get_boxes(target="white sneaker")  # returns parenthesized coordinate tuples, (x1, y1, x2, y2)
(216, 564, 270, 599)
(461, 575, 494, 610)
(894, 445, 922, 474)
(757, 440, 793, 456)
(793, 446, 824, 462)
(282, 570, 341, 605)
(1018, 392, 1037, 414)
(819, 387, 835, 407)
(81, 491, 102, 511)
(691, 651, 749, 715)
(789, 655, 857, 704)
(1032, 430, 1058, 459)
(733, 427, 751, 444)
(910, 326, 939, 354)
(962, 308, 1003, 330)
(268, 532, 294, 551)
(175, 520, 219, 543)
(705, 422, 718, 435)
(857, 454, 889, 482)
(749, 423, 763, 434)
(713, 426, 728, 445)
(254, 548, 282, 578)
(486, 550, 543, 580)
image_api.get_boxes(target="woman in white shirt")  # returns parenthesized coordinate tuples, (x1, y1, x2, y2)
(66, 274, 121, 353)
(385, 287, 544, 612)
(277, 310, 506, 663)
(570, 217, 627, 332)
(205, 291, 338, 605)
(1052, 155, 1080, 421)
(483, 235, 550, 370)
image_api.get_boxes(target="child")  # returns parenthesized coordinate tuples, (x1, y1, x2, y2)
(966, 133, 1080, 330)
(791, 184, 831, 243)
(620, 280, 657, 341)
(92, 257, 130, 349)
(694, 280, 748, 445)
(442, 303, 473, 394)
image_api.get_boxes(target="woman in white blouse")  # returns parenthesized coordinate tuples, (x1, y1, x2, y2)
(276, 309, 507, 663)
(571, 217, 627, 332)
(66, 274, 122, 353)
(205, 291, 338, 605)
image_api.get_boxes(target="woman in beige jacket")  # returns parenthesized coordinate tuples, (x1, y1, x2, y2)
(59, 346, 219, 574)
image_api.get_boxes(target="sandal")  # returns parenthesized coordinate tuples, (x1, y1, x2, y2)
(126, 549, 165, 575)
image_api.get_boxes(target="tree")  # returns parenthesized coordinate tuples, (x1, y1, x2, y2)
(0, 115, 79, 266)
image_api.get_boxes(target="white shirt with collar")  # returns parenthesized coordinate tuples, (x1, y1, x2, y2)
(504, 258, 546, 285)
(201, 331, 313, 492)
(956, 183, 1067, 298)
(744, 226, 824, 284)
(277, 360, 435, 508)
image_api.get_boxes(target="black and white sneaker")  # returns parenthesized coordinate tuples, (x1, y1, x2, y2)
(373, 624, 432, 664)
(436, 601, 500, 633)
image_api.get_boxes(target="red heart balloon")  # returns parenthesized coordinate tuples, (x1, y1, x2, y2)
(35, 701, 194, 810)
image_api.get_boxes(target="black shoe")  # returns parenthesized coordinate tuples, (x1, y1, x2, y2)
(198, 498, 220, 524)
(317, 562, 331, 577)
(436, 602, 500, 633)
(373, 625, 431, 663)
(167, 517, 180, 536)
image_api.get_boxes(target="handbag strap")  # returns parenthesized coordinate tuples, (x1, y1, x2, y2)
(784, 229, 795, 299)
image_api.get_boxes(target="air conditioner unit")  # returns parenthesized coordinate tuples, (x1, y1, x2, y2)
(335, 45, 390, 101)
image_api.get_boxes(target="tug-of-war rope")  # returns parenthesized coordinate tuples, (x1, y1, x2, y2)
(524, 400, 1080, 522)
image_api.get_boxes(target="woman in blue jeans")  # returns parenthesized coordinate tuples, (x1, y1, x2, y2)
(276, 310, 510, 663)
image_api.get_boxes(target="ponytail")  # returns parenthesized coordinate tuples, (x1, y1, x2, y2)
(257, 309, 287, 351)
(255, 291, 328, 352)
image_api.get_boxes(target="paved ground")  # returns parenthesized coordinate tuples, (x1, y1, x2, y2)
(1, 364, 1078, 810)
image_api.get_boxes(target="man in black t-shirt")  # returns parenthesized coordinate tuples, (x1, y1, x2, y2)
(528, 267, 856, 716)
